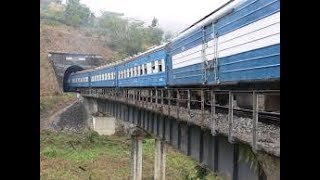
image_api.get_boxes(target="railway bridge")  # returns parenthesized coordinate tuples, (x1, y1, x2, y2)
(80, 88, 280, 180)
(48, 52, 280, 180)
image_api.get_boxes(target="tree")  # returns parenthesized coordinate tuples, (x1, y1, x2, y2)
(64, 0, 92, 27)
(164, 31, 173, 42)
(95, 12, 165, 56)
(151, 17, 158, 27)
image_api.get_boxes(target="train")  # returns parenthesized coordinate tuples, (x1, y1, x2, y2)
(66, 0, 280, 100)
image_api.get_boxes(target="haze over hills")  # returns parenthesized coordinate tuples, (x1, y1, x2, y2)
(126, 15, 190, 35)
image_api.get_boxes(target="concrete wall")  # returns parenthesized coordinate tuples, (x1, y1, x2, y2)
(92, 116, 116, 135)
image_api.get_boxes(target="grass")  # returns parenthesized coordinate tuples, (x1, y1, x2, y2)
(40, 93, 76, 118)
(40, 130, 221, 180)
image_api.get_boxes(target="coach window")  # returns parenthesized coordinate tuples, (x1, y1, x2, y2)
(140, 65, 143, 75)
(144, 64, 147, 74)
(154, 60, 159, 73)
(158, 60, 163, 72)
(151, 61, 155, 73)
(136, 66, 139, 76)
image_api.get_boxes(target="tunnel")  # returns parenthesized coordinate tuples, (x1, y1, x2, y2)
(63, 65, 84, 92)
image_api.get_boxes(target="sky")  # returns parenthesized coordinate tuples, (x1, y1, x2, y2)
(72, 0, 229, 34)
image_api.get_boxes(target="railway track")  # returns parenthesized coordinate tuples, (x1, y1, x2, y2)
(215, 105, 280, 126)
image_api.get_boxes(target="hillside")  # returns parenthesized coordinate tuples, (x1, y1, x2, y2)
(40, 22, 116, 95)
(40, 21, 117, 120)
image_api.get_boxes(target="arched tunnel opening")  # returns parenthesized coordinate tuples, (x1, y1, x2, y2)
(63, 65, 84, 92)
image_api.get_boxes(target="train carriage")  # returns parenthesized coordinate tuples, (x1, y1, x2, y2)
(65, 0, 280, 97)
(89, 66, 117, 88)
(68, 71, 90, 89)
(117, 44, 167, 88)
(167, 0, 280, 87)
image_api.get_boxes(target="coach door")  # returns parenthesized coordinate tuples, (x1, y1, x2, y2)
(201, 22, 219, 85)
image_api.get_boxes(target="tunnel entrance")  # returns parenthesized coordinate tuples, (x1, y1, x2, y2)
(63, 65, 84, 92)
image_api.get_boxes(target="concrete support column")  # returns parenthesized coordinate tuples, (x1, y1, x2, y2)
(91, 98, 98, 114)
(131, 135, 143, 180)
(154, 139, 166, 180)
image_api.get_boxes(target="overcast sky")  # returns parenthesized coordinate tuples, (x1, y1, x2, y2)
(75, 0, 229, 34)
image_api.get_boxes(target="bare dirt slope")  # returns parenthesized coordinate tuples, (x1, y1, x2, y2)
(40, 22, 116, 125)
(40, 22, 116, 96)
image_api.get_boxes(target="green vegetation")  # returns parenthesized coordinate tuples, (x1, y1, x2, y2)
(95, 12, 165, 57)
(40, 93, 76, 118)
(40, 0, 173, 58)
(238, 144, 261, 175)
(40, 130, 220, 179)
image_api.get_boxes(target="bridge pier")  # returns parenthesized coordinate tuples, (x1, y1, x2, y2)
(154, 139, 166, 180)
(131, 135, 143, 180)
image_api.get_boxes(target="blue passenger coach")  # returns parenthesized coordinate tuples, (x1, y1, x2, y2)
(117, 44, 167, 88)
(89, 65, 117, 88)
(65, 0, 280, 91)
(68, 71, 90, 88)
(167, 0, 280, 86)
